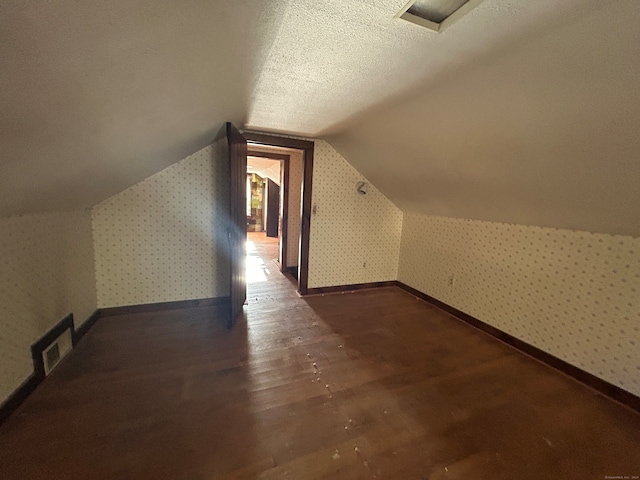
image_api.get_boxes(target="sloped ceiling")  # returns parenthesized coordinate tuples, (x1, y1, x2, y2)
(328, 0, 640, 236)
(2, 0, 640, 236)
(0, 0, 288, 216)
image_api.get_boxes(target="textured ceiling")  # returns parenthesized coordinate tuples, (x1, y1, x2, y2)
(0, 0, 288, 216)
(328, 0, 640, 236)
(1, 0, 639, 236)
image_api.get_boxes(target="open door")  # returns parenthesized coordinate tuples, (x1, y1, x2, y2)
(226, 122, 247, 328)
(265, 178, 279, 238)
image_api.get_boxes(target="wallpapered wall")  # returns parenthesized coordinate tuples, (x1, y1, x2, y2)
(398, 213, 640, 397)
(308, 141, 403, 288)
(0, 209, 97, 404)
(286, 149, 303, 268)
(92, 140, 230, 308)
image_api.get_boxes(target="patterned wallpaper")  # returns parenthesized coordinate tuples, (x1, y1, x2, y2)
(0, 209, 97, 404)
(398, 213, 640, 397)
(92, 140, 230, 308)
(286, 149, 303, 267)
(308, 141, 403, 288)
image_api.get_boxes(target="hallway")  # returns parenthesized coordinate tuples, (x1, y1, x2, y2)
(246, 232, 282, 285)
(245, 231, 300, 322)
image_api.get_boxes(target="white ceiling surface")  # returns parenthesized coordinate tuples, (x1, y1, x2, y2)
(328, 0, 640, 236)
(248, 157, 281, 185)
(1, 1, 639, 236)
(0, 0, 288, 216)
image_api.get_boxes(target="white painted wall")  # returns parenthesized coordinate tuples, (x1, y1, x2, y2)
(0, 209, 97, 404)
(398, 212, 640, 397)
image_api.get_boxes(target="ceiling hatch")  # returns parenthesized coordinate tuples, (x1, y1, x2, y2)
(396, 0, 486, 33)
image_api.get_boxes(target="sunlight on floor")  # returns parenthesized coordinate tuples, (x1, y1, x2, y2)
(246, 240, 270, 283)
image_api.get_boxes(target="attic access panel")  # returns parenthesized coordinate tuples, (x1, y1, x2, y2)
(397, 0, 486, 33)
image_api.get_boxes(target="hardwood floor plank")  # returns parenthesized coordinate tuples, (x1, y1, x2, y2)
(0, 231, 639, 479)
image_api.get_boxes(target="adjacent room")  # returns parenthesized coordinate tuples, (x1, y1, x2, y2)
(1, 0, 639, 478)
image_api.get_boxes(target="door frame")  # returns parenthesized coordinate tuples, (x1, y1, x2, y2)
(244, 133, 314, 295)
(247, 150, 290, 274)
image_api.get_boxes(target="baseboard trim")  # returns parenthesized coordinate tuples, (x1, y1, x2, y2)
(73, 309, 100, 345)
(1, 309, 101, 427)
(305, 281, 397, 296)
(394, 281, 640, 414)
(0, 374, 39, 425)
(100, 296, 231, 317)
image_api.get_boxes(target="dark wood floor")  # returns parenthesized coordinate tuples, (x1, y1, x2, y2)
(1, 232, 639, 479)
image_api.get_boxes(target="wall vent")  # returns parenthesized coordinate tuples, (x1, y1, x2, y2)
(31, 314, 75, 380)
(396, 0, 486, 33)
(43, 342, 61, 375)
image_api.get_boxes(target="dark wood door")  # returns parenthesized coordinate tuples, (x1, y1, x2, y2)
(226, 122, 247, 328)
(265, 179, 280, 238)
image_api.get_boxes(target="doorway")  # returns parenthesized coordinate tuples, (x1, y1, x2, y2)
(244, 133, 314, 295)
(247, 150, 290, 274)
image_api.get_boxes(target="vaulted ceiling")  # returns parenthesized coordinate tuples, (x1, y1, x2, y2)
(2, 1, 639, 235)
